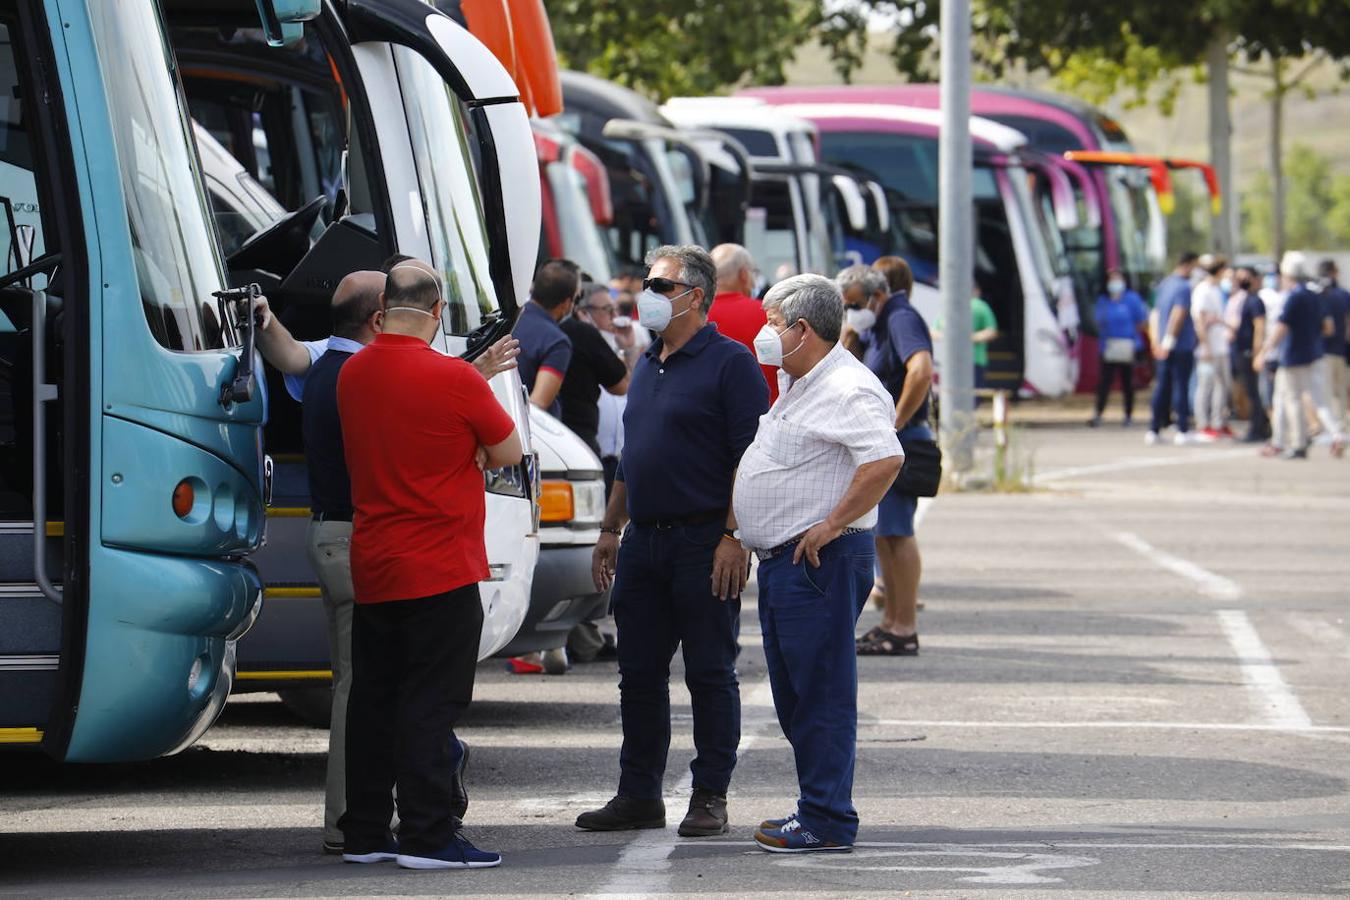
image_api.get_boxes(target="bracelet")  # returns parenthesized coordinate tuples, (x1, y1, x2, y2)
(600, 526, 622, 536)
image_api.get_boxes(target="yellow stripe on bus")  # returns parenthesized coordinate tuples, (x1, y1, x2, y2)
(266, 507, 312, 518)
(46, 522, 63, 537)
(0, 727, 43, 744)
(264, 586, 322, 599)
(235, 670, 332, 681)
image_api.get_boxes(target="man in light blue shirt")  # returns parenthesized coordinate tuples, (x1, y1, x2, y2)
(1147, 252, 1200, 445)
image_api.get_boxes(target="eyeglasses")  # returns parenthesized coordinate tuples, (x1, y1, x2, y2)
(642, 276, 692, 295)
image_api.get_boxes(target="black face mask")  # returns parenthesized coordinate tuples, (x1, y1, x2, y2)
(1236, 279, 1253, 293)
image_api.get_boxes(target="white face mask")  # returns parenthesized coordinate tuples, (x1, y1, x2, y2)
(384, 305, 439, 319)
(845, 307, 877, 333)
(1220, 278, 1233, 294)
(1107, 280, 1125, 297)
(635, 287, 694, 333)
(611, 315, 633, 328)
(753, 322, 804, 367)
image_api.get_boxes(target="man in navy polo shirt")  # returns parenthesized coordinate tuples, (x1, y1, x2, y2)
(514, 259, 577, 417)
(1147, 252, 1200, 445)
(579, 245, 769, 838)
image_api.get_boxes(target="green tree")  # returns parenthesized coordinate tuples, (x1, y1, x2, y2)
(548, 0, 814, 100)
(1241, 143, 1350, 254)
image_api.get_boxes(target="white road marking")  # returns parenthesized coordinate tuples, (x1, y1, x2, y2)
(779, 846, 1099, 885)
(581, 677, 776, 900)
(864, 718, 1348, 733)
(1110, 530, 1242, 600)
(1036, 447, 1254, 483)
(1217, 609, 1314, 729)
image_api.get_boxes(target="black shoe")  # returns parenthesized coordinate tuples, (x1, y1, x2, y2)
(678, 788, 729, 836)
(322, 839, 344, 855)
(1087, 416, 1101, 428)
(450, 738, 470, 820)
(594, 632, 618, 661)
(575, 796, 666, 831)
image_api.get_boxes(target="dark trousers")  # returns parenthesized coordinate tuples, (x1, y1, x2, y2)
(757, 531, 873, 845)
(611, 520, 741, 799)
(1150, 350, 1195, 434)
(1094, 361, 1136, 419)
(341, 585, 482, 856)
(1233, 352, 1271, 440)
(602, 455, 620, 500)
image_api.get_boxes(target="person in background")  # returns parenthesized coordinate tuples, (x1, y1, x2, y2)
(613, 289, 652, 355)
(847, 255, 931, 657)
(1258, 252, 1345, 459)
(928, 275, 999, 391)
(1090, 268, 1149, 428)
(514, 259, 577, 418)
(708, 243, 778, 403)
(836, 264, 887, 356)
(1226, 267, 1270, 443)
(733, 275, 903, 853)
(579, 245, 768, 838)
(1258, 267, 1287, 414)
(1147, 252, 1200, 446)
(1192, 255, 1234, 440)
(1316, 259, 1350, 431)
(559, 282, 631, 458)
(337, 266, 522, 870)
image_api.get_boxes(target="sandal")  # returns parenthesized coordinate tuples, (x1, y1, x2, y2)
(856, 630, 919, 656)
(856, 626, 887, 647)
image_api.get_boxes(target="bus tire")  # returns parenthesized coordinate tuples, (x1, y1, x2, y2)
(278, 687, 333, 729)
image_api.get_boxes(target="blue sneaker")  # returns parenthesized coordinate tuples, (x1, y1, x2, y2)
(754, 818, 852, 854)
(342, 836, 398, 863)
(397, 832, 502, 870)
(758, 813, 798, 831)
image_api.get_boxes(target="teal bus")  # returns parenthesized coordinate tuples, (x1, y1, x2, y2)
(0, 0, 318, 761)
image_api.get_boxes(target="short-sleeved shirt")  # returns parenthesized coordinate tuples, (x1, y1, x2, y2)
(558, 316, 628, 456)
(617, 323, 768, 523)
(970, 297, 997, 367)
(1279, 286, 1326, 368)
(1193, 281, 1230, 356)
(1321, 284, 1350, 358)
(1232, 291, 1266, 355)
(857, 291, 932, 426)
(1095, 291, 1148, 348)
(708, 290, 779, 403)
(337, 333, 516, 603)
(734, 343, 903, 550)
(512, 301, 572, 418)
(283, 338, 333, 401)
(1154, 274, 1198, 354)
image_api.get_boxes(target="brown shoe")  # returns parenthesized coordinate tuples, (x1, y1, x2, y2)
(678, 787, 729, 837)
(575, 795, 665, 831)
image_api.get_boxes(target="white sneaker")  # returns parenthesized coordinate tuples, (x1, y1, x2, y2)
(1144, 431, 1160, 445)
(1174, 431, 1193, 446)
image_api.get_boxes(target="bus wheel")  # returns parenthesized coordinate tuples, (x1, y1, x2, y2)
(278, 688, 332, 728)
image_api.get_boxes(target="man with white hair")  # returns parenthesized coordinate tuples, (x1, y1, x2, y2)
(1257, 251, 1345, 459)
(709, 243, 778, 402)
(733, 275, 904, 853)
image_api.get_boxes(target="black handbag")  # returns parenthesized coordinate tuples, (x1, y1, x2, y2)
(896, 436, 942, 497)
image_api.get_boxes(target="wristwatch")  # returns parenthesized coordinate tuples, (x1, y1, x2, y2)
(722, 527, 741, 543)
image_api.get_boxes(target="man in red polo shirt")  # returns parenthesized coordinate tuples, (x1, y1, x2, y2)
(336, 265, 522, 871)
(708, 243, 778, 403)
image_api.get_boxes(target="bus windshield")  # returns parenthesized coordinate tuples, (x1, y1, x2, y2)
(392, 46, 496, 336)
(90, 3, 229, 352)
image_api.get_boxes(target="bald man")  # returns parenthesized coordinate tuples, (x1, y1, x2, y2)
(708, 243, 778, 402)
(337, 266, 520, 869)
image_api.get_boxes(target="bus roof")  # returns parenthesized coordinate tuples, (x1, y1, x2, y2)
(765, 101, 1028, 154)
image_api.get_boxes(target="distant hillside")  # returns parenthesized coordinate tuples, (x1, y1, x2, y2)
(779, 44, 1350, 191)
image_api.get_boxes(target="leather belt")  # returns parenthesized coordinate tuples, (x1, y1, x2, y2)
(755, 527, 871, 562)
(631, 511, 724, 530)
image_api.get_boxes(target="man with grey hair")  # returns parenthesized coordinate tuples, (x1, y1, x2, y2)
(710, 243, 777, 401)
(580, 244, 768, 837)
(734, 274, 903, 853)
(835, 264, 888, 354)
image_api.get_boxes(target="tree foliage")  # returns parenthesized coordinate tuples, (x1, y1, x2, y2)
(548, 0, 814, 100)
(1241, 144, 1350, 254)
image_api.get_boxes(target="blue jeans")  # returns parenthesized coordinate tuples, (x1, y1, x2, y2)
(757, 530, 875, 845)
(611, 520, 741, 799)
(1150, 350, 1195, 434)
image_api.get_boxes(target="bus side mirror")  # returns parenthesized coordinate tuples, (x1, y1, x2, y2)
(253, 0, 320, 47)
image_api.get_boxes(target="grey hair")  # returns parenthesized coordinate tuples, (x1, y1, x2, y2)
(835, 263, 887, 299)
(763, 274, 844, 343)
(712, 243, 754, 285)
(646, 244, 716, 312)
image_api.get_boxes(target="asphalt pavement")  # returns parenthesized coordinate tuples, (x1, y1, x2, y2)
(2, 420, 1349, 898)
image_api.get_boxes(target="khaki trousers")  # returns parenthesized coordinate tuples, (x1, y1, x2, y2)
(1319, 355, 1349, 429)
(306, 518, 354, 845)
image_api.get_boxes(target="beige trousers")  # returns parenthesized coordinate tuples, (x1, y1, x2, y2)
(307, 518, 354, 845)
(1319, 355, 1349, 429)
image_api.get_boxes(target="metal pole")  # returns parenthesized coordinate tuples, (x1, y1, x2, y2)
(1206, 31, 1235, 257)
(939, 0, 974, 475)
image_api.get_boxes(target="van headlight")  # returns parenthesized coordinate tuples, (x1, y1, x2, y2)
(539, 477, 605, 527)
(570, 479, 605, 527)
